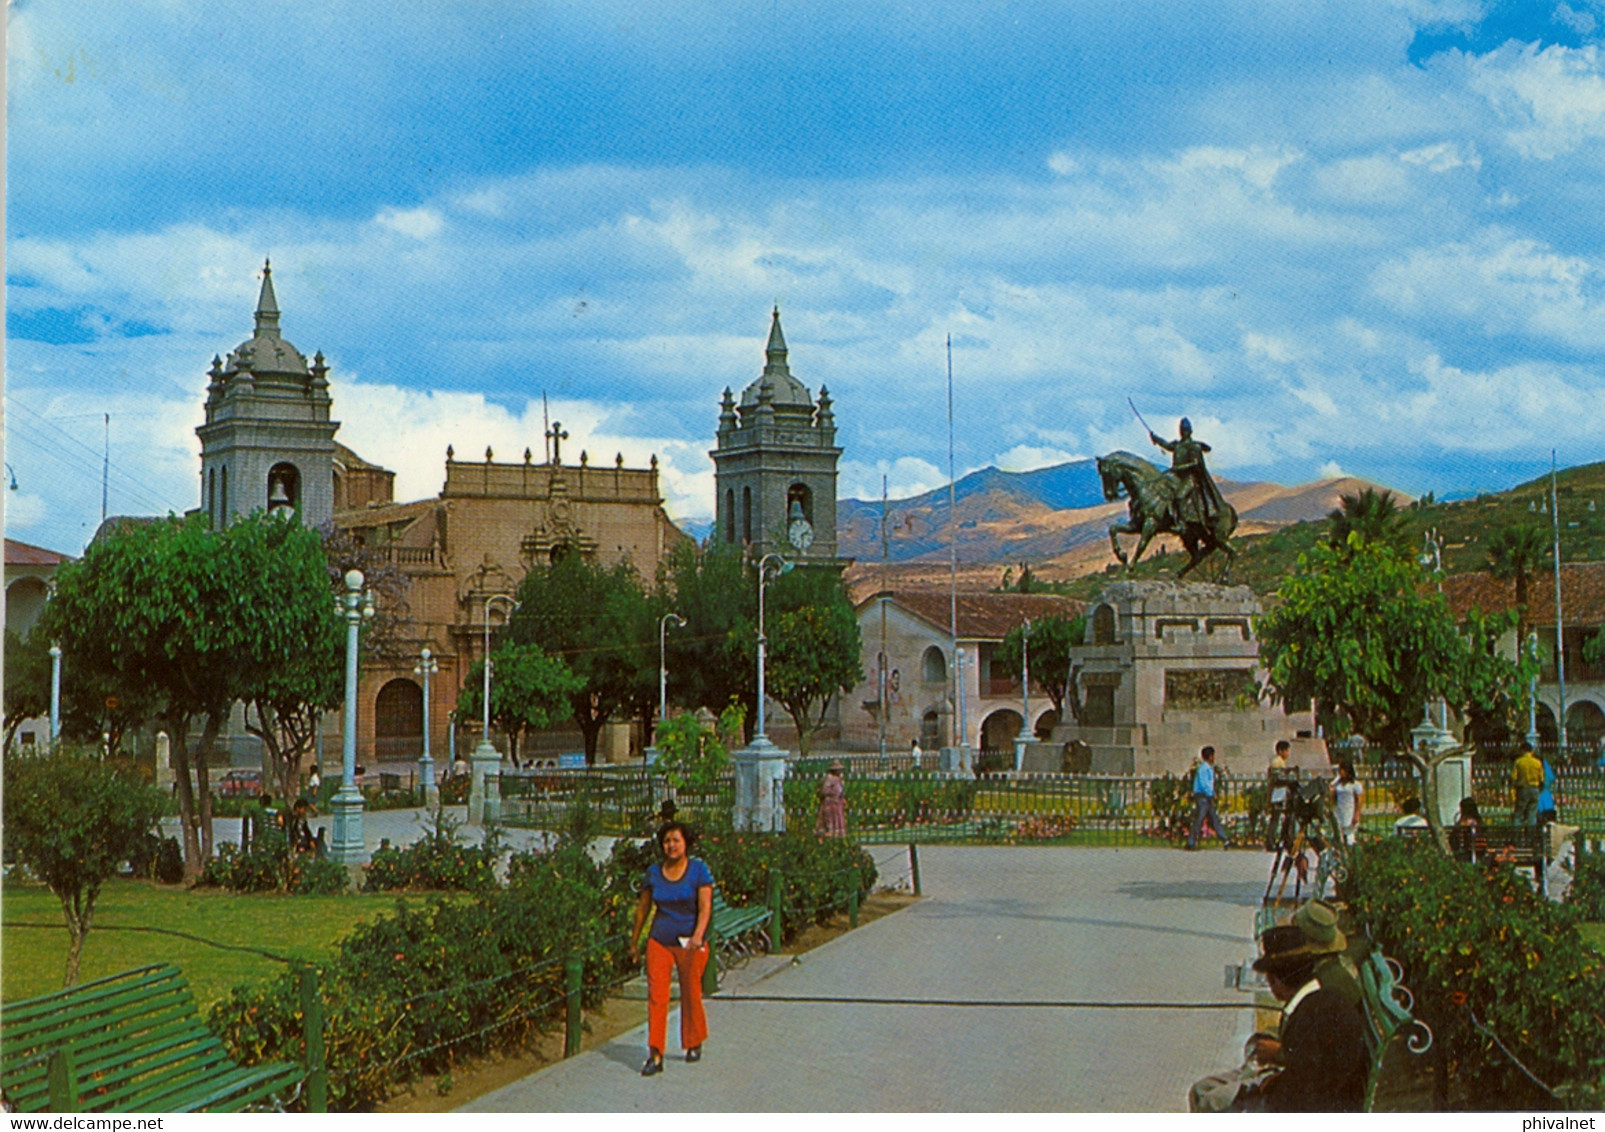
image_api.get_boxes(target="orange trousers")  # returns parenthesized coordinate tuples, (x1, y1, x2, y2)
(645, 937, 709, 1055)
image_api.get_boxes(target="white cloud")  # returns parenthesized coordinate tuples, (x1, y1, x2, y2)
(1046, 152, 1080, 176)
(1469, 42, 1605, 160)
(993, 445, 1080, 472)
(838, 457, 947, 503)
(1318, 460, 1346, 479)
(375, 207, 445, 241)
(1370, 234, 1605, 348)
(1399, 141, 1481, 172)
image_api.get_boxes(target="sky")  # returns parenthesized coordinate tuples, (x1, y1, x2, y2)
(8, 0, 1605, 555)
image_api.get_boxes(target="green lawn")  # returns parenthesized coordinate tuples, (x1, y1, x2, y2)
(1582, 922, 1605, 953)
(2, 877, 438, 1010)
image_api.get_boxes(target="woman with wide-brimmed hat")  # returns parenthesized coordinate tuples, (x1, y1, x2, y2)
(815, 759, 847, 837)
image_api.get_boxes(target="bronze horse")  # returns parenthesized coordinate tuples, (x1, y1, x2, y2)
(1097, 451, 1237, 579)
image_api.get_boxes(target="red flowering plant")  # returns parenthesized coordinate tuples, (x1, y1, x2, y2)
(1339, 837, 1605, 1109)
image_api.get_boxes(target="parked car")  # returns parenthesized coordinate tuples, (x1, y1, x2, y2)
(216, 769, 263, 798)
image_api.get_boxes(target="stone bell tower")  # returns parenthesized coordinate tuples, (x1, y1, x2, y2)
(196, 261, 339, 528)
(711, 308, 842, 563)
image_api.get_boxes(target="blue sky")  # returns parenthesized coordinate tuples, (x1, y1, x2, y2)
(8, 0, 1605, 554)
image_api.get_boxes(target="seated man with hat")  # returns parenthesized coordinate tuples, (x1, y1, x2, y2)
(1188, 912, 1365, 1112)
(1251, 923, 1369, 1111)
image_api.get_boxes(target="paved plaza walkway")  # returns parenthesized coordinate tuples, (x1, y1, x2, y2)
(462, 845, 1272, 1112)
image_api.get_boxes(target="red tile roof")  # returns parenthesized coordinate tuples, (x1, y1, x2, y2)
(5, 538, 70, 567)
(859, 588, 1084, 641)
(1443, 561, 1605, 627)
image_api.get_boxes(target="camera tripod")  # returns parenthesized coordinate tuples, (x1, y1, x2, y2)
(1263, 805, 1330, 905)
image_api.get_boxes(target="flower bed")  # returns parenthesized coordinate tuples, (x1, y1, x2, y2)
(1338, 837, 1605, 1109)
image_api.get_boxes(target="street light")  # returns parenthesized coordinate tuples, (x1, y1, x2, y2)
(415, 646, 440, 806)
(657, 612, 686, 743)
(471, 594, 517, 825)
(331, 569, 375, 863)
(755, 553, 792, 740)
(1526, 631, 1541, 750)
(1016, 618, 1032, 771)
(49, 643, 62, 744)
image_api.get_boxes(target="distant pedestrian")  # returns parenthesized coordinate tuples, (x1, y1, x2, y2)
(631, 821, 712, 1076)
(1186, 747, 1231, 850)
(1392, 798, 1429, 833)
(816, 760, 847, 837)
(1332, 762, 1363, 845)
(1512, 745, 1544, 826)
(306, 766, 321, 800)
(1537, 755, 1557, 825)
(910, 739, 923, 769)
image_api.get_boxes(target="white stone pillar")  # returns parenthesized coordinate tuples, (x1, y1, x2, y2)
(732, 735, 788, 832)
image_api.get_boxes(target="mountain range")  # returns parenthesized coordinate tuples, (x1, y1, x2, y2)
(837, 457, 1405, 583)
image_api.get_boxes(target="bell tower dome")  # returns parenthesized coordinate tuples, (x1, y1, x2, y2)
(711, 308, 842, 563)
(196, 261, 339, 527)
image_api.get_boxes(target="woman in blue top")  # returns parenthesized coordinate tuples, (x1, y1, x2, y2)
(630, 821, 713, 1076)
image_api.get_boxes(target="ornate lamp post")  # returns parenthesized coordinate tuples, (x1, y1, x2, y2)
(331, 569, 375, 863)
(415, 647, 440, 806)
(732, 554, 791, 831)
(49, 643, 62, 744)
(470, 594, 517, 826)
(1015, 618, 1032, 771)
(1526, 631, 1542, 750)
(650, 612, 686, 762)
(755, 553, 791, 740)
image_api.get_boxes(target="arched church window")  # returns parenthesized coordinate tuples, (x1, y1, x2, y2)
(208, 468, 216, 527)
(787, 483, 813, 524)
(221, 466, 228, 522)
(267, 463, 301, 515)
(922, 646, 947, 684)
(726, 489, 736, 543)
(742, 487, 752, 543)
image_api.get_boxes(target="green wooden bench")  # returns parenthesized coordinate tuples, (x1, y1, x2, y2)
(710, 888, 771, 968)
(0, 964, 306, 1113)
(1356, 949, 1433, 1111)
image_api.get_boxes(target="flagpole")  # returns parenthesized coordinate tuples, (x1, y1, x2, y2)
(948, 335, 962, 752)
(1553, 450, 1567, 749)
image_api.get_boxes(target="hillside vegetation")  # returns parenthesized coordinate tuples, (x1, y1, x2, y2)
(1025, 460, 1605, 603)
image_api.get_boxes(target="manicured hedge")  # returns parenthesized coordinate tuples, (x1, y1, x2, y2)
(210, 826, 877, 1108)
(1339, 837, 1605, 1110)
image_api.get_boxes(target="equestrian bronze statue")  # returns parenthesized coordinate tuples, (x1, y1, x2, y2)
(1098, 418, 1237, 578)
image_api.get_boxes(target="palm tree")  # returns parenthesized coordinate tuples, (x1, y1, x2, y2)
(1484, 523, 1549, 644)
(1327, 488, 1407, 555)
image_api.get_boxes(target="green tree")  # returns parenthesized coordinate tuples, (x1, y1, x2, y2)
(762, 567, 863, 756)
(1259, 538, 1529, 849)
(508, 551, 654, 763)
(1483, 523, 1550, 645)
(4, 747, 167, 985)
(3, 629, 52, 753)
(652, 705, 735, 791)
(38, 514, 341, 879)
(993, 613, 1087, 725)
(455, 643, 584, 763)
(660, 540, 755, 722)
(1586, 626, 1605, 673)
(1326, 487, 1409, 556)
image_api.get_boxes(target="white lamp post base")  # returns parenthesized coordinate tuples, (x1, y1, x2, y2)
(329, 785, 366, 862)
(732, 735, 789, 832)
(469, 738, 502, 826)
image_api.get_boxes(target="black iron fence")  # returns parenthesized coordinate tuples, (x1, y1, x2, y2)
(495, 760, 1605, 845)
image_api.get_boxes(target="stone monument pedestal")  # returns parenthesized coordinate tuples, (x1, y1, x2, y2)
(732, 736, 788, 832)
(939, 745, 974, 777)
(154, 732, 172, 793)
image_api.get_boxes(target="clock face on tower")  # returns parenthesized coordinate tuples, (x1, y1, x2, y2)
(788, 517, 814, 552)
